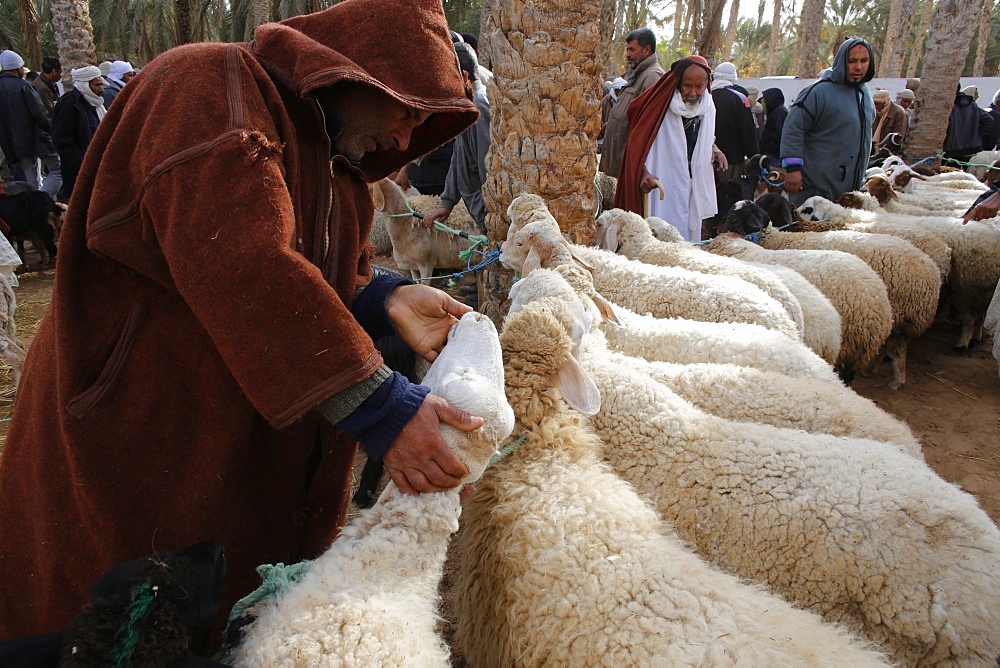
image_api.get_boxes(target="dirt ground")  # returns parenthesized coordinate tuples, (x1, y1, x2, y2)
(0, 267, 997, 526)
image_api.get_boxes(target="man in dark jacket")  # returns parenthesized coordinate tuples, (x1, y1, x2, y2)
(0, 0, 481, 646)
(0, 50, 57, 194)
(781, 37, 876, 205)
(710, 61, 758, 182)
(759, 87, 787, 161)
(51, 66, 106, 200)
(944, 85, 994, 166)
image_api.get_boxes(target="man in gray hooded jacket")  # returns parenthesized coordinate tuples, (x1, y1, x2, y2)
(780, 37, 875, 205)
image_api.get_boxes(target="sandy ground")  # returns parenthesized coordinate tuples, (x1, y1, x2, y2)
(1, 267, 996, 524)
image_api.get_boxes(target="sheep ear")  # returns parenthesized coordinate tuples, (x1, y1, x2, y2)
(556, 357, 601, 416)
(522, 236, 545, 274)
(555, 301, 601, 415)
(591, 292, 619, 325)
(600, 221, 619, 251)
(567, 247, 595, 271)
(371, 181, 386, 212)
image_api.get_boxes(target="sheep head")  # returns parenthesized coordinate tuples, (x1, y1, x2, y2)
(420, 312, 515, 482)
(501, 292, 601, 420)
(501, 194, 561, 270)
(861, 173, 899, 205)
(718, 199, 770, 235)
(835, 191, 880, 210)
(370, 178, 410, 218)
(593, 208, 650, 253)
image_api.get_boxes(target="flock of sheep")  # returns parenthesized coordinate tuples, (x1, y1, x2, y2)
(214, 162, 1000, 666)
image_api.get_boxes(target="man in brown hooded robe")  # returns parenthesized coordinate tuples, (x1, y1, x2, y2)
(0, 0, 482, 642)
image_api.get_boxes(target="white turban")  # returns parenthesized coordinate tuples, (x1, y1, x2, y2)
(711, 61, 738, 90)
(71, 66, 107, 120)
(107, 60, 135, 88)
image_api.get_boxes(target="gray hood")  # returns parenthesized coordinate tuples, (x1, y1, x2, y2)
(821, 37, 875, 86)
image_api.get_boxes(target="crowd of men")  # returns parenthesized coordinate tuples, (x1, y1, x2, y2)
(598, 30, 999, 239)
(0, 51, 135, 202)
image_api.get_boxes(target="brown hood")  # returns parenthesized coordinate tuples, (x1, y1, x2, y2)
(251, 0, 479, 180)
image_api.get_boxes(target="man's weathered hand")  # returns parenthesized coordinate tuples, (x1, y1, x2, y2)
(422, 206, 451, 229)
(962, 190, 1000, 223)
(640, 167, 659, 194)
(387, 283, 471, 362)
(711, 145, 729, 172)
(382, 394, 482, 494)
(783, 170, 803, 194)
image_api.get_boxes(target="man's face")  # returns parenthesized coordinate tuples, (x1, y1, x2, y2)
(89, 78, 105, 95)
(122, 71, 135, 84)
(317, 83, 430, 162)
(874, 98, 887, 113)
(680, 66, 708, 109)
(625, 40, 652, 69)
(46, 68, 62, 82)
(897, 97, 912, 109)
(846, 44, 870, 83)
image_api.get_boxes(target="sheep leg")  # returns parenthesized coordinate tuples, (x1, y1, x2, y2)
(883, 332, 908, 390)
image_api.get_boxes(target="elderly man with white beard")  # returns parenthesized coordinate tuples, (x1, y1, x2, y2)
(613, 55, 728, 242)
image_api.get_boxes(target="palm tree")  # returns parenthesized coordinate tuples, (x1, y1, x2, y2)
(906, 0, 935, 76)
(903, 0, 982, 160)
(50, 0, 98, 71)
(767, 0, 783, 74)
(878, 0, 918, 76)
(14, 0, 43, 69)
(973, 0, 993, 75)
(479, 0, 613, 322)
(696, 0, 727, 63)
(723, 0, 741, 59)
(794, 0, 825, 77)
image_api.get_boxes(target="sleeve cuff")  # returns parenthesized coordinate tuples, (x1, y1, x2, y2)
(781, 157, 803, 171)
(351, 273, 413, 341)
(327, 371, 430, 462)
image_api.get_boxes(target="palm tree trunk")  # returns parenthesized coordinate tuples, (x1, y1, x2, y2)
(697, 0, 728, 63)
(252, 0, 271, 28)
(766, 0, 784, 75)
(906, 0, 935, 77)
(793, 0, 825, 77)
(878, 0, 918, 76)
(757, 0, 766, 23)
(684, 0, 701, 49)
(973, 0, 992, 76)
(672, 0, 685, 49)
(16, 0, 42, 71)
(903, 0, 983, 160)
(175, 0, 193, 45)
(724, 0, 741, 59)
(49, 0, 97, 74)
(479, 0, 613, 323)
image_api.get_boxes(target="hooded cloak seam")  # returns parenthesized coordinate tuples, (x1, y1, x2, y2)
(87, 130, 280, 238)
(224, 44, 246, 130)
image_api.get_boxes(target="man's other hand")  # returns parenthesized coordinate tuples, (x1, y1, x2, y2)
(382, 394, 482, 493)
(422, 206, 451, 229)
(783, 170, 803, 194)
(386, 283, 471, 362)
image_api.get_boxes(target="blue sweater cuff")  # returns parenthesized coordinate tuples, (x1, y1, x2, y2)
(352, 274, 413, 341)
(336, 371, 430, 462)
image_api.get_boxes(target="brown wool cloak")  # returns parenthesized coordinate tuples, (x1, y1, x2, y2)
(0, 0, 477, 640)
(613, 55, 712, 215)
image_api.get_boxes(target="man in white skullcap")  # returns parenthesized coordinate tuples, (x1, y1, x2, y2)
(51, 66, 106, 200)
(103, 60, 136, 109)
(0, 49, 59, 192)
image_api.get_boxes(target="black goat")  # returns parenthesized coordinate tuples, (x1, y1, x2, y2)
(0, 190, 61, 269)
(0, 541, 227, 667)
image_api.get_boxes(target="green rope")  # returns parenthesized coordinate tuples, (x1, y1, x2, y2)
(226, 560, 314, 626)
(111, 581, 157, 668)
(430, 220, 490, 261)
(487, 432, 530, 468)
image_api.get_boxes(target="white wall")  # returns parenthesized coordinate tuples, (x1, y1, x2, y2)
(740, 76, 1000, 106)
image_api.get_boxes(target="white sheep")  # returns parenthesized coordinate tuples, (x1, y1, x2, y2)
(562, 304, 1000, 665)
(965, 149, 1000, 183)
(594, 208, 806, 339)
(986, 281, 1000, 377)
(231, 312, 514, 667)
(801, 193, 1000, 350)
(707, 234, 893, 384)
(508, 267, 917, 457)
(754, 223, 941, 389)
(370, 178, 479, 282)
(0, 270, 25, 390)
(501, 195, 801, 340)
(453, 295, 889, 667)
(801, 192, 954, 282)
